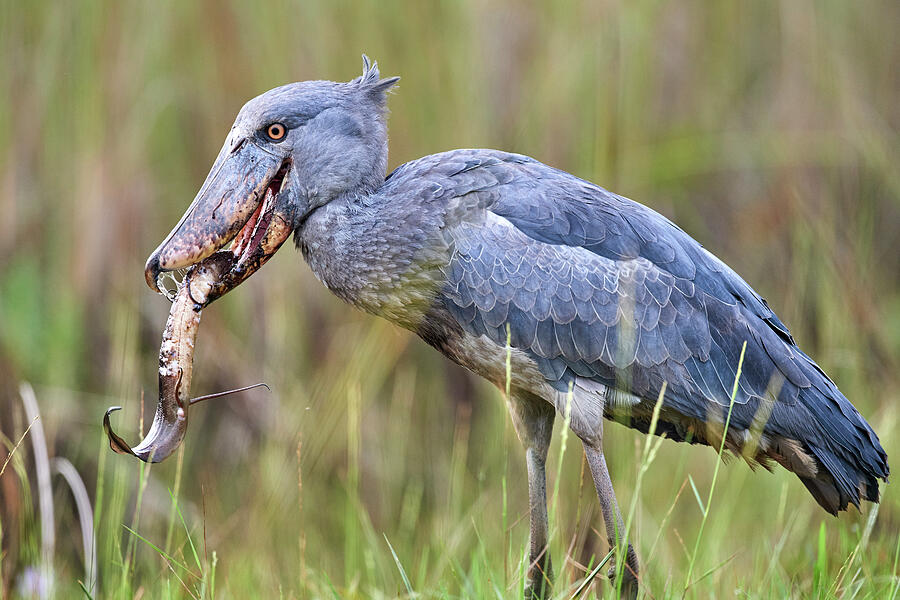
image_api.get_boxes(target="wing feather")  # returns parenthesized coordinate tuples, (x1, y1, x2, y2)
(382, 150, 887, 500)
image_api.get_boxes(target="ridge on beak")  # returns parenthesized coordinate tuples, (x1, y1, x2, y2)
(144, 137, 294, 304)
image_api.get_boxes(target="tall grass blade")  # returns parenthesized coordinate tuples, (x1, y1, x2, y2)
(814, 521, 827, 596)
(890, 522, 900, 600)
(384, 533, 414, 596)
(51, 457, 98, 596)
(683, 341, 746, 593)
(687, 475, 705, 514)
(20, 382, 54, 599)
(0, 415, 38, 477)
(570, 549, 614, 598)
(122, 525, 198, 577)
(167, 487, 202, 572)
(165, 443, 186, 556)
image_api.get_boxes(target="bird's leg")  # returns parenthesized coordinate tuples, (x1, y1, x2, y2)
(506, 394, 555, 599)
(524, 444, 552, 598)
(583, 443, 640, 599)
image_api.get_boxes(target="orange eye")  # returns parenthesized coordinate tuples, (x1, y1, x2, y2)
(266, 123, 286, 141)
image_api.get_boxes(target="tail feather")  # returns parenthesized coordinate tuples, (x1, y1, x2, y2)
(802, 444, 877, 514)
(766, 352, 888, 514)
(799, 475, 843, 516)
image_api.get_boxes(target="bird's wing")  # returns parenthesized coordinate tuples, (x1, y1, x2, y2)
(395, 151, 872, 436)
(399, 150, 804, 410)
(387, 148, 887, 510)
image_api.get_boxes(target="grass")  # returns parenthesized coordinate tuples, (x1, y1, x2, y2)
(683, 342, 745, 591)
(1, 0, 899, 598)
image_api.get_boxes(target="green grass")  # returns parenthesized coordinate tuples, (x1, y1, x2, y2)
(1, 0, 899, 598)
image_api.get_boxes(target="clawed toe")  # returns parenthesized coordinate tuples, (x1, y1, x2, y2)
(524, 579, 552, 599)
(606, 552, 639, 599)
(524, 559, 553, 599)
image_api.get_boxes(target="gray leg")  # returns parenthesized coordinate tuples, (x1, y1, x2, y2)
(507, 394, 555, 599)
(583, 443, 639, 599)
(559, 384, 640, 597)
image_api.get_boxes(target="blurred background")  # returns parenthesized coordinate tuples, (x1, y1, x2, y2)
(1, 1, 898, 598)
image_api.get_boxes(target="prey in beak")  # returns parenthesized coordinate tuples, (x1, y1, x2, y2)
(105, 253, 269, 463)
(144, 136, 295, 307)
(106, 135, 297, 464)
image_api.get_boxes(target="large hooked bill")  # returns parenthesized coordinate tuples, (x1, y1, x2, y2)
(103, 253, 269, 463)
(143, 135, 296, 301)
(105, 133, 297, 463)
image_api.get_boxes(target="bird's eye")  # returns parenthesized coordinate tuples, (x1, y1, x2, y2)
(266, 123, 287, 141)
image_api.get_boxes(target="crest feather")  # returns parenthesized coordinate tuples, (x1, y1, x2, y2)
(353, 54, 399, 102)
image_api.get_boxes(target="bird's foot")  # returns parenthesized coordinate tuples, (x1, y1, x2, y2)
(606, 545, 639, 599)
(524, 555, 553, 599)
(524, 578, 552, 600)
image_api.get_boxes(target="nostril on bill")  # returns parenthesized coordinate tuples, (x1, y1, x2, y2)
(230, 138, 246, 154)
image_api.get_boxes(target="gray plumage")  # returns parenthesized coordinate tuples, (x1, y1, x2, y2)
(151, 57, 889, 598)
(300, 142, 887, 513)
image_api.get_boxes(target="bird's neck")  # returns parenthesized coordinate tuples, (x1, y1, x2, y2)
(295, 190, 447, 330)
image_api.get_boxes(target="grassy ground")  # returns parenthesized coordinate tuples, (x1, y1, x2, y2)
(1, 1, 899, 598)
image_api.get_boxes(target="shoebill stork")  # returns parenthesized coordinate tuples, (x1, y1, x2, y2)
(136, 57, 888, 597)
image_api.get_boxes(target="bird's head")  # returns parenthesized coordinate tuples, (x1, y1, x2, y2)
(144, 55, 399, 297)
